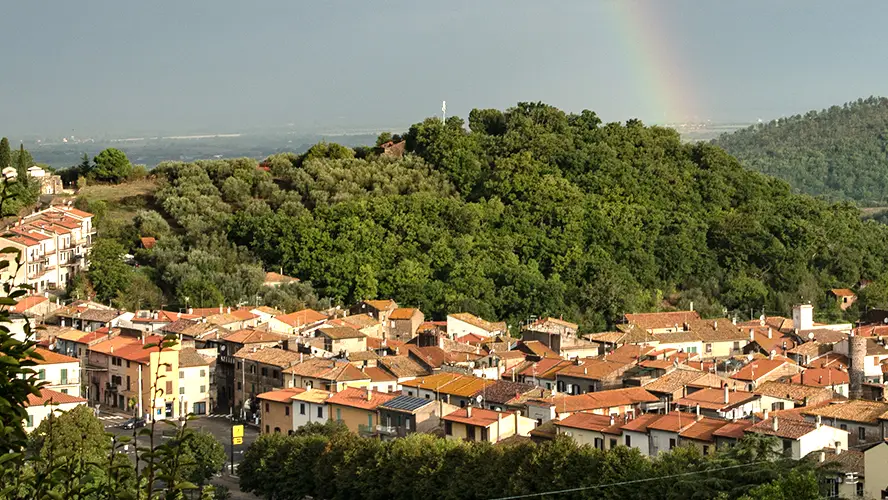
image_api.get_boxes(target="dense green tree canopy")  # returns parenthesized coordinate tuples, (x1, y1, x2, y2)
(0, 137, 10, 171)
(714, 96, 888, 204)
(92, 147, 133, 183)
(130, 102, 888, 329)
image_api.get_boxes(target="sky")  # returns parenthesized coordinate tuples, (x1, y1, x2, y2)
(2, 0, 888, 137)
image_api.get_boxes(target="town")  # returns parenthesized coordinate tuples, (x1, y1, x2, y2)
(7, 204, 888, 499)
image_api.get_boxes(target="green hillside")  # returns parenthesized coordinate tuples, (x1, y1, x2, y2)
(713, 96, 888, 204)
(82, 103, 888, 330)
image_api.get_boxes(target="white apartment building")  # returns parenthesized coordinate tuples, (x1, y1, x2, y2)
(29, 347, 82, 397)
(0, 205, 94, 293)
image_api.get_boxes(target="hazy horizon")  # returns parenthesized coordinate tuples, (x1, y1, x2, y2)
(3, 1, 888, 139)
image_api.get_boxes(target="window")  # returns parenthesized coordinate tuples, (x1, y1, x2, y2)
(126, 376, 131, 391)
(782, 439, 792, 456)
(388, 385, 393, 392)
(368, 414, 373, 428)
(165, 381, 172, 394)
(237, 381, 242, 390)
(705, 344, 712, 353)
(261, 367, 268, 377)
(840, 424, 848, 431)
(609, 438, 617, 449)
(179, 386, 185, 395)
(771, 402, 785, 411)
(285, 406, 290, 416)
(26, 415, 33, 427)
(166, 364, 172, 372)
(625, 435, 631, 447)
(61, 389, 68, 394)
(336, 408, 342, 421)
(425, 394, 430, 399)
(406, 418, 411, 431)
(460, 400, 466, 408)
(703, 445, 709, 455)
(480, 427, 488, 441)
(179, 370, 184, 379)
(200, 369, 205, 377)
(407, 391, 413, 396)
(265, 403, 270, 413)
(60, 369, 68, 385)
(273, 370, 279, 379)
(594, 438, 604, 450)
(126, 360, 130, 368)
(669, 438, 676, 450)
(445, 421, 453, 435)
(466, 425, 476, 441)
(250, 365, 256, 374)
(200, 385, 206, 393)
(733, 342, 740, 351)
(317, 406, 323, 418)
(265, 425, 269, 433)
(300, 403, 306, 415)
(859, 427, 866, 441)
(856, 482, 863, 497)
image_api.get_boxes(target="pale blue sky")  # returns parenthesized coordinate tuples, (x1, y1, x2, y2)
(2, 1, 887, 136)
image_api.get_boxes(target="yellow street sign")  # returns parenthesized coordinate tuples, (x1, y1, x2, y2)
(232, 437, 243, 445)
(232, 425, 244, 438)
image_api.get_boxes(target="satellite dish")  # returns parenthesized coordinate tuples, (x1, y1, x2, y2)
(475, 394, 483, 404)
(883, 317, 887, 325)
(808, 333, 815, 340)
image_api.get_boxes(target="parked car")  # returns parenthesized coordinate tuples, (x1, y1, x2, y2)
(121, 417, 146, 430)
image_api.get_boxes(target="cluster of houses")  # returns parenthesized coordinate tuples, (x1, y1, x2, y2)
(11, 282, 888, 498)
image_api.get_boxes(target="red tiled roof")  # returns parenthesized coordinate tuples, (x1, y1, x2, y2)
(790, 368, 850, 387)
(222, 329, 289, 345)
(830, 288, 855, 297)
(646, 411, 698, 433)
(264, 271, 299, 284)
(442, 407, 505, 427)
(730, 359, 788, 382)
(362, 366, 397, 383)
(140, 237, 156, 249)
(274, 309, 327, 328)
(680, 417, 729, 442)
(11, 295, 48, 313)
(746, 417, 817, 439)
(326, 387, 396, 410)
(676, 388, 758, 411)
(712, 420, 754, 439)
(257, 387, 306, 403)
(624, 311, 700, 330)
(26, 388, 87, 407)
(619, 413, 664, 433)
(557, 412, 615, 432)
(389, 308, 419, 320)
(28, 347, 78, 365)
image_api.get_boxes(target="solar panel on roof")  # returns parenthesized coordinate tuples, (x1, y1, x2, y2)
(380, 395, 432, 412)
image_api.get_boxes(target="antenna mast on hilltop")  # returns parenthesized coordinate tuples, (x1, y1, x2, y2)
(442, 100, 446, 124)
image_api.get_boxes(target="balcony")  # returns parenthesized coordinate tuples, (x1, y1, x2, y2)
(357, 425, 377, 438)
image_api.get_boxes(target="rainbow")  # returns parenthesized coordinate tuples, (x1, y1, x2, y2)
(607, 1, 698, 124)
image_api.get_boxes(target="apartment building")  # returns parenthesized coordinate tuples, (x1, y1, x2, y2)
(28, 347, 81, 397)
(0, 206, 94, 293)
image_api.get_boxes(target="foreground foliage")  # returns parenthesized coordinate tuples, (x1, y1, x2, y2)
(238, 422, 824, 500)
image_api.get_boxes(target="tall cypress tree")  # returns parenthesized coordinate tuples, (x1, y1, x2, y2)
(0, 137, 10, 171)
(15, 143, 29, 184)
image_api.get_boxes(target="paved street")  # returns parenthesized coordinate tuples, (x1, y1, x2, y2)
(104, 415, 261, 498)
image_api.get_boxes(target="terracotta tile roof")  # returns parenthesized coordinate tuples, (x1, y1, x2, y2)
(745, 327, 798, 355)
(653, 330, 703, 344)
(442, 407, 504, 427)
(642, 369, 706, 394)
(291, 388, 332, 404)
(517, 340, 560, 359)
(789, 368, 849, 387)
(257, 387, 306, 403)
(252, 306, 283, 316)
(830, 288, 855, 297)
(619, 413, 664, 433)
(603, 344, 654, 364)
(865, 337, 888, 356)
(283, 357, 369, 382)
(340, 313, 379, 329)
(448, 313, 507, 334)
(676, 388, 758, 411)
(787, 341, 827, 357)
(347, 350, 380, 362)
(812, 448, 864, 474)
(366, 337, 404, 350)
(233, 346, 303, 368)
(746, 417, 818, 439)
(712, 420, 754, 439)
(54, 328, 93, 343)
(555, 359, 627, 380)
(11, 296, 48, 313)
(140, 237, 156, 249)
(529, 317, 579, 331)
(646, 411, 698, 433)
(689, 318, 750, 342)
(28, 347, 78, 365)
(222, 328, 289, 345)
(738, 316, 794, 334)
(456, 333, 489, 344)
(205, 313, 244, 326)
(48, 206, 92, 219)
(730, 359, 789, 382)
(547, 387, 658, 414)
(274, 309, 327, 328)
(802, 400, 888, 424)
(585, 331, 627, 344)
(326, 387, 396, 410)
(389, 308, 419, 320)
(624, 311, 700, 331)
(377, 355, 429, 378)
(517, 358, 569, 379)
(557, 412, 615, 432)
(264, 271, 299, 284)
(753, 381, 835, 404)
(680, 417, 730, 442)
(400, 372, 463, 390)
(479, 380, 537, 405)
(26, 388, 87, 407)
(90, 335, 163, 363)
(178, 347, 210, 367)
(161, 319, 198, 334)
(804, 329, 847, 345)
(363, 299, 398, 311)
(317, 326, 366, 340)
(362, 366, 396, 383)
(639, 359, 679, 370)
(230, 309, 259, 321)
(404, 346, 449, 369)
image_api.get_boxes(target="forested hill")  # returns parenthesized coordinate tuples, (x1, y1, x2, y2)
(88, 103, 888, 331)
(713, 96, 888, 204)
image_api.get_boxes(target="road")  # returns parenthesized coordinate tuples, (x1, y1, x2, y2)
(105, 415, 261, 498)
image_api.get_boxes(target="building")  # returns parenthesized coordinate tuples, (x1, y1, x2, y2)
(266, 309, 327, 335)
(177, 348, 212, 415)
(446, 313, 507, 339)
(525, 387, 659, 424)
(829, 288, 857, 311)
(316, 326, 367, 355)
(0, 206, 94, 293)
(263, 271, 299, 288)
(362, 366, 399, 393)
(675, 386, 760, 420)
(326, 387, 397, 435)
(87, 334, 181, 420)
(745, 416, 848, 460)
(554, 413, 623, 450)
(209, 328, 290, 413)
(291, 388, 332, 429)
(789, 368, 850, 397)
(729, 358, 801, 391)
(752, 381, 836, 411)
(623, 311, 701, 334)
(284, 357, 371, 392)
(28, 347, 81, 397)
(24, 388, 87, 432)
(258, 387, 305, 434)
(443, 406, 536, 443)
(554, 358, 631, 394)
(400, 373, 495, 408)
(377, 395, 447, 438)
(387, 308, 424, 342)
(863, 440, 888, 500)
(232, 347, 303, 420)
(349, 300, 399, 326)
(801, 400, 888, 446)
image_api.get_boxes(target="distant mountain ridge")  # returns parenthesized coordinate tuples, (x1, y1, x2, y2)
(713, 96, 888, 205)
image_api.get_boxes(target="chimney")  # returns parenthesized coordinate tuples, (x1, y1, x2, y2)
(583, 367, 587, 375)
(219, 304, 223, 314)
(759, 316, 766, 327)
(815, 415, 821, 428)
(227, 306, 231, 314)
(835, 442, 843, 455)
(819, 450, 825, 463)
(466, 406, 472, 418)
(763, 409, 769, 421)
(771, 417, 779, 432)
(610, 415, 615, 426)
(732, 317, 737, 326)
(299, 353, 303, 363)
(187, 307, 193, 315)
(769, 350, 775, 361)
(689, 301, 694, 312)
(724, 385, 730, 404)
(696, 404, 702, 421)
(366, 387, 372, 401)
(767, 328, 772, 339)
(749, 329, 755, 341)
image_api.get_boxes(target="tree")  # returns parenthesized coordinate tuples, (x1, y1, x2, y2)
(28, 404, 109, 463)
(353, 264, 378, 301)
(92, 148, 133, 183)
(11, 143, 33, 186)
(78, 152, 92, 177)
(180, 430, 226, 486)
(88, 238, 132, 302)
(0, 137, 10, 170)
(134, 210, 172, 238)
